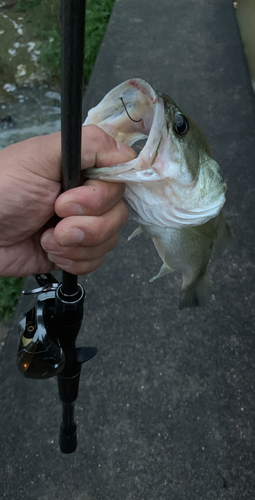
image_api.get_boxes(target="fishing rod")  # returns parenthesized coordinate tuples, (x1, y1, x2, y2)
(17, 0, 97, 454)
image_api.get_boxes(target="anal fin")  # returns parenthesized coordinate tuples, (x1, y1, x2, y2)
(149, 263, 174, 283)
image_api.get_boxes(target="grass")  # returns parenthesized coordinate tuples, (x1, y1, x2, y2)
(85, 0, 115, 81)
(0, 0, 115, 322)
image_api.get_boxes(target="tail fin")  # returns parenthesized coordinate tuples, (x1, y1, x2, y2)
(179, 273, 211, 310)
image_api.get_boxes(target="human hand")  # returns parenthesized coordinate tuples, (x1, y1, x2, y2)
(0, 125, 135, 277)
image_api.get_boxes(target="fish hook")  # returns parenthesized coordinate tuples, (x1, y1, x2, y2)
(119, 97, 142, 122)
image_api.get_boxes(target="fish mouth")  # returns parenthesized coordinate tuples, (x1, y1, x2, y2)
(84, 78, 165, 171)
(84, 79, 227, 228)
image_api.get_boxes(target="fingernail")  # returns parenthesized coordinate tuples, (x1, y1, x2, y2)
(117, 141, 136, 158)
(41, 232, 53, 248)
(48, 254, 73, 268)
(41, 233, 63, 254)
(58, 202, 84, 216)
(61, 228, 84, 246)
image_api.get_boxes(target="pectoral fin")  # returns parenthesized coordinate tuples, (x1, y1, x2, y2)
(214, 213, 231, 255)
(191, 221, 217, 240)
(127, 226, 143, 241)
(149, 263, 174, 283)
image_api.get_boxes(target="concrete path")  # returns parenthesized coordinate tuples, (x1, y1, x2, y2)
(1, 1, 255, 499)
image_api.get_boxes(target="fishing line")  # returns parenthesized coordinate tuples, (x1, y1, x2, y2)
(119, 97, 142, 123)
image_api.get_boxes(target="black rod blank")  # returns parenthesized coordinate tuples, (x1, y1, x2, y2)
(61, 0, 86, 296)
(58, 0, 86, 453)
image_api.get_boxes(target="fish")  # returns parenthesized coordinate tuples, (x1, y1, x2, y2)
(83, 78, 230, 309)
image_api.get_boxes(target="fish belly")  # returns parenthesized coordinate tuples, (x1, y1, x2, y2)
(142, 223, 213, 309)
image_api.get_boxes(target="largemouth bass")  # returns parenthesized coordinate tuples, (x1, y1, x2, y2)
(84, 78, 230, 309)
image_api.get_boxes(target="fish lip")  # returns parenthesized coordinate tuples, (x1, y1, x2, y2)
(127, 78, 159, 106)
(84, 78, 166, 172)
(125, 79, 166, 171)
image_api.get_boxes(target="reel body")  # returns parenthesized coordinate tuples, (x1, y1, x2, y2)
(17, 274, 97, 453)
(17, 288, 64, 379)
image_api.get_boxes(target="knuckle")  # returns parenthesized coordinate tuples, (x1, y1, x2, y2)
(85, 181, 126, 215)
(84, 124, 112, 148)
(84, 220, 107, 246)
(118, 199, 129, 223)
(107, 233, 119, 252)
(85, 188, 105, 216)
(78, 256, 105, 275)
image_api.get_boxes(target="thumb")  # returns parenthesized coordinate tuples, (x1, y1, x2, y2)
(81, 124, 136, 169)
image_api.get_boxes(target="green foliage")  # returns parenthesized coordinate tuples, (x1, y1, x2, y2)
(40, 31, 61, 80)
(15, 0, 42, 13)
(85, 0, 115, 81)
(14, 0, 115, 83)
(34, 25, 61, 80)
(0, 278, 24, 323)
(30, 0, 61, 79)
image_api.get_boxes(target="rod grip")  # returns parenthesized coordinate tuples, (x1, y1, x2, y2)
(59, 402, 77, 454)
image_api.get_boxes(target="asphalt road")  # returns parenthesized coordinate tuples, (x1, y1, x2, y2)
(1, 1, 255, 499)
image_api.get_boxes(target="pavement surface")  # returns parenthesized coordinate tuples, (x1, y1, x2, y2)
(1, 1, 255, 499)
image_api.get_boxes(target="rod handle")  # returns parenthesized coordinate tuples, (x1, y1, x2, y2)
(59, 402, 77, 454)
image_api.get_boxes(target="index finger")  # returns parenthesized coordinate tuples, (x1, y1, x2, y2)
(55, 179, 126, 217)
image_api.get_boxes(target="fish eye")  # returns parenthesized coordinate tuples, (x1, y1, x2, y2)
(173, 113, 189, 136)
